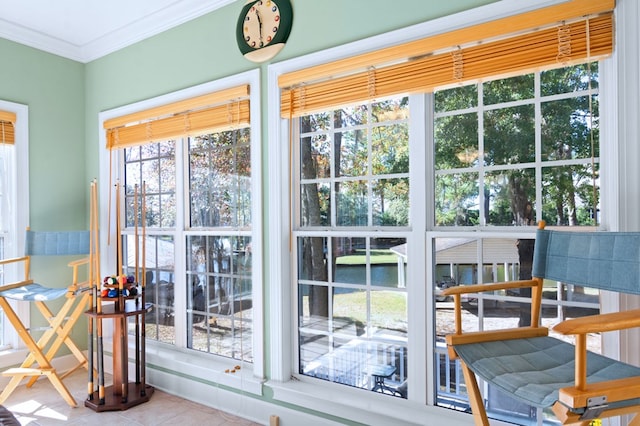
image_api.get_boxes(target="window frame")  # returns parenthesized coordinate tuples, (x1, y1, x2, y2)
(98, 70, 264, 393)
(0, 100, 30, 366)
(266, 0, 620, 424)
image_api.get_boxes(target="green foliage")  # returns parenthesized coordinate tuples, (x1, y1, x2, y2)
(434, 62, 599, 227)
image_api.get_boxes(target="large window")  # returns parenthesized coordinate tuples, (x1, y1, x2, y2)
(0, 101, 29, 356)
(120, 129, 254, 362)
(432, 63, 602, 425)
(294, 98, 410, 395)
(102, 73, 261, 375)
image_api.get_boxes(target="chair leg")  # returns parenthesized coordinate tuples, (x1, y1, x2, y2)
(460, 361, 490, 426)
(27, 295, 91, 385)
(0, 297, 77, 407)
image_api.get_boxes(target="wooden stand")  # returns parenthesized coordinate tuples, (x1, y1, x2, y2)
(84, 300, 154, 412)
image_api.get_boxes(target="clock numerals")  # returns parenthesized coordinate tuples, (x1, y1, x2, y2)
(243, 1, 280, 49)
(237, 0, 292, 63)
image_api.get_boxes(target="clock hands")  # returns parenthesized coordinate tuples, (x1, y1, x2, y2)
(255, 9, 263, 45)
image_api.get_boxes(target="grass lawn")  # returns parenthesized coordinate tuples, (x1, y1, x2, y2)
(303, 290, 407, 331)
(336, 249, 403, 265)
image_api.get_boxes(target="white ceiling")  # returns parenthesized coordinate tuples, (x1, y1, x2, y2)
(0, 0, 236, 63)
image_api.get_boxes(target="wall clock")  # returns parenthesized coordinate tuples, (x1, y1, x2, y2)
(236, 0, 293, 63)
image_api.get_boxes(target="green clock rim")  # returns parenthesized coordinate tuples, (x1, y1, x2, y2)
(236, 0, 293, 57)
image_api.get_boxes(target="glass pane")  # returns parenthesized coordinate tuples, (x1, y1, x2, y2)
(486, 169, 536, 226)
(337, 129, 367, 177)
(435, 113, 479, 170)
(370, 289, 406, 334)
(541, 95, 599, 161)
(484, 74, 534, 104)
(333, 236, 367, 284)
(301, 112, 331, 133)
(336, 105, 368, 126)
(435, 172, 479, 226)
(372, 123, 409, 175)
(186, 235, 252, 362)
(434, 85, 477, 112)
(336, 180, 368, 226)
(541, 62, 598, 96)
(299, 284, 329, 332)
(332, 288, 366, 335)
(371, 97, 409, 123)
(189, 129, 251, 228)
(484, 104, 535, 166)
(300, 183, 330, 227)
(372, 178, 408, 227)
(298, 237, 329, 282)
(131, 235, 175, 345)
(542, 164, 599, 226)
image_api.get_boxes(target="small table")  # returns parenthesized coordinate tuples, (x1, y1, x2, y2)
(369, 364, 397, 394)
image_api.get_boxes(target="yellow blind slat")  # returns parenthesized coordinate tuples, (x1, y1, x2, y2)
(278, 0, 614, 89)
(106, 100, 250, 150)
(0, 110, 16, 145)
(281, 13, 613, 118)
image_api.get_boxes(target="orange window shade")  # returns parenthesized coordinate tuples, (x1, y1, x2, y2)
(280, 0, 614, 118)
(104, 85, 251, 150)
(0, 110, 16, 145)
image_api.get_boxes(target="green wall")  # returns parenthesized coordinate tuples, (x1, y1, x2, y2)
(0, 0, 496, 409)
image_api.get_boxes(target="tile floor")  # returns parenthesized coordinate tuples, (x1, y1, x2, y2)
(2, 370, 262, 425)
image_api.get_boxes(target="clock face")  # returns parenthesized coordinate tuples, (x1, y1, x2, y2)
(243, 0, 281, 49)
(236, 0, 293, 63)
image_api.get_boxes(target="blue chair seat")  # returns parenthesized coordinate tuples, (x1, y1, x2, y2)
(0, 283, 69, 302)
(455, 336, 640, 410)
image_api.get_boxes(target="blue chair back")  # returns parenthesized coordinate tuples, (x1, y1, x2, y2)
(533, 228, 640, 295)
(25, 231, 90, 256)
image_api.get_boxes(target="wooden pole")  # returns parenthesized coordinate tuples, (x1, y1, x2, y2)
(141, 181, 147, 396)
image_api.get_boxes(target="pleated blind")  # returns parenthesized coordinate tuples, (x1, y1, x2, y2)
(105, 84, 251, 150)
(0, 110, 16, 145)
(280, 0, 614, 118)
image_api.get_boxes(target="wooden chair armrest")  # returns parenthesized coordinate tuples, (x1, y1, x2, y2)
(558, 376, 640, 409)
(553, 309, 640, 335)
(442, 279, 538, 296)
(67, 257, 90, 268)
(447, 326, 549, 346)
(0, 280, 34, 291)
(0, 256, 29, 266)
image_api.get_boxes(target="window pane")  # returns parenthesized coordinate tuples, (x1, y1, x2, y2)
(541, 62, 598, 96)
(484, 105, 535, 166)
(122, 234, 175, 345)
(124, 141, 176, 228)
(336, 180, 368, 226)
(486, 169, 536, 226)
(542, 164, 599, 226)
(372, 178, 409, 226)
(541, 95, 599, 161)
(435, 172, 479, 226)
(435, 113, 479, 170)
(189, 129, 251, 228)
(434, 85, 477, 112)
(186, 235, 252, 362)
(337, 129, 367, 177)
(298, 235, 407, 396)
(484, 74, 534, 104)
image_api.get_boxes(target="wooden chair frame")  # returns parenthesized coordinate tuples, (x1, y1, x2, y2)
(444, 222, 640, 426)
(0, 244, 93, 407)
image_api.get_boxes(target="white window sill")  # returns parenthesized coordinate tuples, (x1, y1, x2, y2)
(104, 340, 263, 396)
(267, 378, 473, 426)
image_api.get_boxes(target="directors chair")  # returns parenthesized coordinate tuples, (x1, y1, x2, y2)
(0, 229, 92, 407)
(444, 222, 640, 425)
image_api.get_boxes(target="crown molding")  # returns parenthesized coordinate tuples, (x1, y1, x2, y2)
(0, 0, 235, 63)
